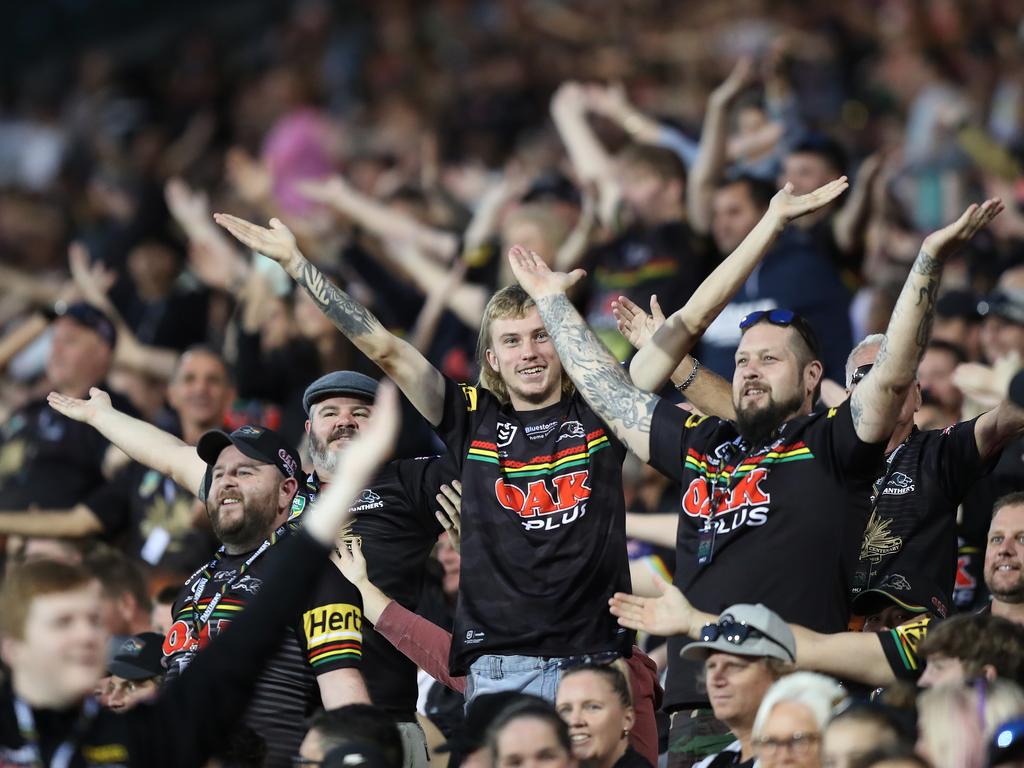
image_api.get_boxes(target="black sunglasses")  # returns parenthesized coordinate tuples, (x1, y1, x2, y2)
(849, 363, 873, 386)
(558, 651, 620, 670)
(739, 309, 822, 360)
(700, 618, 795, 662)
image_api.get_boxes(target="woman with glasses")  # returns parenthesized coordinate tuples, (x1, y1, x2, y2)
(555, 663, 652, 768)
(751, 672, 844, 768)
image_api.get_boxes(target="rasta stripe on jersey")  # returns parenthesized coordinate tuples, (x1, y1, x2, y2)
(683, 442, 814, 481)
(594, 259, 678, 289)
(174, 596, 246, 622)
(308, 642, 362, 668)
(887, 615, 931, 672)
(466, 430, 610, 476)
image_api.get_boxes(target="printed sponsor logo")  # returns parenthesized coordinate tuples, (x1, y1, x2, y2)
(495, 471, 591, 531)
(278, 448, 298, 477)
(232, 575, 262, 595)
(290, 494, 307, 517)
(682, 469, 771, 533)
(351, 488, 385, 512)
(82, 744, 129, 763)
(304, 603, 363, 647)
(524, 420, 559, 441)
(496, 422, 518, 448)
(557, 421, 586, 442)
(464, 629, 486, 646)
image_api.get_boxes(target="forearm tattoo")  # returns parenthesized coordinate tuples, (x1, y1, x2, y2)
(297, 259, 380, 338)
(910, 248, 942, 349)
(536, 294, 657, 435)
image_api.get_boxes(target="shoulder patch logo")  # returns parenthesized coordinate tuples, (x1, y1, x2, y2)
(496, 422, 518, 448)
(827, 407, 838, 419)
(460, 384, 478, 412)
(684, 413, 709, 429)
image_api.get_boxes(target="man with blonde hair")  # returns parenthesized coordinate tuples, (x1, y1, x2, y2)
(214, 213, 635, 704)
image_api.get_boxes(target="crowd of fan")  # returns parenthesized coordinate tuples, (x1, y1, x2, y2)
(2, 0, 1024, 767)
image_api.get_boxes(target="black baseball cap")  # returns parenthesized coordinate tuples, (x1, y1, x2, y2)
(108, 632, 165, 680)
(303, 371, 379, 415)
(55, 302, 117, 348)
(197, 425, 301, 480)
(978, 290, 1024, 326)
(852, 574, 948, 619)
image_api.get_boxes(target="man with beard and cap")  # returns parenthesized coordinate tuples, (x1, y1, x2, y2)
(509, 189, 1003, 768)
(45, 389, 370, 768)
(300, 370, 457, 768)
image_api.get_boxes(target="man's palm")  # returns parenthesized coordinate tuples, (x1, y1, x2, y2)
(507, 245, 585, 298)
(214, 214, 298, 266)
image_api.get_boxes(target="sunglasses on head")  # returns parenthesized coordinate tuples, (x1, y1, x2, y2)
(558, 651, 620, 671)
(700, 618, 795, 662)
(739, 309, 822, 360)
(849, 363, 873, 386)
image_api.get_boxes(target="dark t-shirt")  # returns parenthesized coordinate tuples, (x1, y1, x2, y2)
(648, 399, 884, 708)
(83, 463, 217, 576)
(298, 456, 450, 719)
(582, 222, 715, 360)
(438, 378, 633, 674)
(162, 530, 363, 767)
(0, 391, 136, 510)
(853, 419, 993, 615)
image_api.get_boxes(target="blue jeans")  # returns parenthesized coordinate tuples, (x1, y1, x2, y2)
(465, 654, 565, 706)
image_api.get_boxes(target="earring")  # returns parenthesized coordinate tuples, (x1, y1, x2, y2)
(622, 729, 630, 739)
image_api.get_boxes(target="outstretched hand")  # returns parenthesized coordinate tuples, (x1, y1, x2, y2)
(68, 242, 117, 311)
(214, 214, 301, 273)
(953, 353, 1020, 408)
(921, 198, 1004, 259)
(47, 387, 113, 425)
(710, 56, 756, 105)
(612, 294, 665, 351)
(608, 577, 696, 637)
(767, 177, 849, 224)
(507, 245, 586, 299)
(296, 176, 351, 206)
(435, 480, 462, 552)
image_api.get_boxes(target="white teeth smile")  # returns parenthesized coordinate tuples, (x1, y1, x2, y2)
(571, 735, 589, 743)
(221, 498, 240, 505)
(520, 367, 544, 375)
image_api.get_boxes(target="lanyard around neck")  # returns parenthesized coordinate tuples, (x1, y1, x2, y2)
(13, 696, 99, 768)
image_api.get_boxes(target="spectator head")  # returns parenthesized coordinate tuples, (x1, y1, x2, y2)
(197, 425, 301, 552)
(477, 284, 573, 408)
(783, 135, 848, 196)
(683, 604, 796, 732)
(46, 302, 116, 397)
(167, 345, 234, 432)
(734, 309, 823, 446)
(323, 742, 395, 768)
(303, 371, 378, 475)
(127, 236, 184, 301)
(852, 572, 948, 633)
(487, 700, 576, 768)
(501, 203, 572, 265)
(299, 705, 403, 768)
(917, 679, 1024, 768)
(932, 290, 981, 359)
(985, 493, 1024, 609)
(615, 144, 687, 226)
(849, 745, 930, 768)
(206, 725, 267, 768)
(711, 174, 776, 254)
(150, 583, 179, 637)
(846, 334, 921, 436)
(13, 537, 88, 566)
(556, 662, 634, 767)
(978, 290, 1024, 362)
(917, 613, 1024, 687)
(0, 559, 106, 708)
(105, 631, 165, 712)
(84, 547, 152, 636)
(441, 692, 546, 768)
(823, 700, 914, 768)
(752, 672, 845, 768)
(916, 340, 965, 414)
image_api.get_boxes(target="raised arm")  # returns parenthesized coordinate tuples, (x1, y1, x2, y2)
(507, 247, 660, 461)
(608, 580, 895, 688)
(631, 178, 850, 391)
(214, 214, 446, 426)
(687, 58, 756, 235)
(850, 199, 1004, 443)
(0, 505, 102, 538)
(298, 176, 459, 262)
(46, 387, 206, 493)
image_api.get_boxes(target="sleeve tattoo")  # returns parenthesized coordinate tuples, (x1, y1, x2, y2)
(535, 294, 658, 435)
(297, 259, 381, 338)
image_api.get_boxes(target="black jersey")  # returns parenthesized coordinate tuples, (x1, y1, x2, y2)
(648, 398, 885, 709)
(299, 455, 451, 720)
(437, 378, 633, 675)
(854, 419, 993, 616)
(162, 528, 363, 767)
(84, 463, 217, 575)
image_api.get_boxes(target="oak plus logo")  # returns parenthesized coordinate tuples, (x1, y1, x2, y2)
(495, 471, 591, 531)
(682, 469, 771, 534)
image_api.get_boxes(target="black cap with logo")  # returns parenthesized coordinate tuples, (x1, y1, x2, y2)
(197, 425, 301, 491)
(108, 632, 165, 680)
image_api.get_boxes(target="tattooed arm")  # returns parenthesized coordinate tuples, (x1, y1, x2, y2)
(507, 246, 660, 461)
(850, 200, 1004, 443)
(214, 215, 445, 426)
